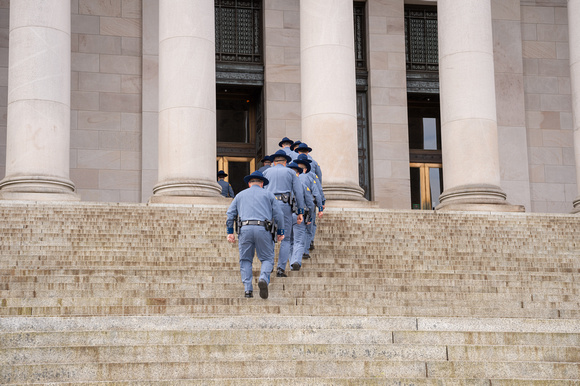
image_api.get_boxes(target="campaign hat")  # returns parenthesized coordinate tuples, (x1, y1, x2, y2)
(290, 140, 302, 151)
(271, 149, 292, 163)
(278, 137, 294, 147)
(294, 142, 313, 153)
(243, 170, 269, 186)
(295, 154, 312, 174)
(287, 162, 303, 174)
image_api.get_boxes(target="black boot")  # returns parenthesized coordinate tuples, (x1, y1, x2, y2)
(276, 268, 287, 277)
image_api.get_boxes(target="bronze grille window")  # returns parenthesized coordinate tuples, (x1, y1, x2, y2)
(215, 0, 262, 64)
(354, 2, 366, 70)
(405, 6, 438, 72)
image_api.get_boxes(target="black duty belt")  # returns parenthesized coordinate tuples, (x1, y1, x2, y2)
(241, 220, 267, 226)
(274, 193, 290, 204)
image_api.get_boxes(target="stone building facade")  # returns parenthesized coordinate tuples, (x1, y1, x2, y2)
(0, 0, 578, 213)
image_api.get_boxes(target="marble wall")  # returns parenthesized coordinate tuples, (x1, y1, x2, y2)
(492, 0, 532, 210)
(0, 1, 8, 182)
(263, 0, 302, 154)
(367, 0, 411, 209)
(521, 0, 576, 212)
(70, 0, 143, 202)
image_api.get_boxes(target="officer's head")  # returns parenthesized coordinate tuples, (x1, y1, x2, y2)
(295, 154, 312, 174)
(243, 170, 269, 188)
(278, 137, 294, 148)
(295, 143, 312, 154)
(248, 178, 264, 188)
(273, 156, 287, 166)
(217, 170, 228, 180)
(271, 150, 292, 166)
(260, 155, 272, 166)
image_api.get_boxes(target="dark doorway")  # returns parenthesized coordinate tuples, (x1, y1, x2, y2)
(216, 85, 263, 193)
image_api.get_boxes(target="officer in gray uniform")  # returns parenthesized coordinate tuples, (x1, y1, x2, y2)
(263, 149, 305, 277)
(287, 161, 315, 271)
(279, 137, 297, 160)
(294, 143, 325, 252)
(258, 155, 272, 173)
(226, 170, 285, 299)
(217, 170, 235, 198)
(296, 154, 324, 259)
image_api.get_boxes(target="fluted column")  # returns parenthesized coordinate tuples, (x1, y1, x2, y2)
(436, 0, 522, 212)
(569, 0, 580, 213)
(0, 0, 78, 201)
(300, 0, 365, 201)
(152, 0, 221, 200)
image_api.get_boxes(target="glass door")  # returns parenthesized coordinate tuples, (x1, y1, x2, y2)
(410, 163, 443, 210)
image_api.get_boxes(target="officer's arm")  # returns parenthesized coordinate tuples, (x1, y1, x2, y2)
(229, 185, 235, 198)
(315, 163, 322, 183)
(313, 176, 325, 207)
(304, 185, 315, 219)
(291, 173, 305, 214)
(271, 195, 285, 236)
(225, 197, 238, 234)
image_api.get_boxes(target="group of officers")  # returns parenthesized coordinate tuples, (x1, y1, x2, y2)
(223, 137, 325, 299)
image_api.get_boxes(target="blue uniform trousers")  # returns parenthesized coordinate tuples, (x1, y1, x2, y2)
(238, 225, 275, 291)
(289, 214, 306, 267)
(276, 201, 293, 271)
(304, 215, 316, 255)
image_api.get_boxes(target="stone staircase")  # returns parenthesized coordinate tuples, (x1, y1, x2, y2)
(0, 201, 579, 384)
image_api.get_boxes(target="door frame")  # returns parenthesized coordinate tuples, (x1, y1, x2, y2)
(217, 156, 256, 182)
(410, 162, 442, 210)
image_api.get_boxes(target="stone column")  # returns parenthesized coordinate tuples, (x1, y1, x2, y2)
(436, 0, 523, 212)
(151, 0, 221, 202)
(569, 0, 580, 213)
(0, 0, 78, 201)
(300, 0, 365, 202)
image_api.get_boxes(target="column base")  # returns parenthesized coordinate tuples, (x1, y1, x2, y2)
(324, 200, 379, 209)
(0, 176, 80, 201)
(572, 197, 580, 214)
(436, 184, 525, 212)
(152, 179, 223, 199)
(149, 195, 231, 205)
(322, 183, 367, 202)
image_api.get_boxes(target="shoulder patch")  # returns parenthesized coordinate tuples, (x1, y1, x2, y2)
(307, 187, 310, 191)
(313, 180, 316, 184)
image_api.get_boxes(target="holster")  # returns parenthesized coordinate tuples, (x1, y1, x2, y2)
(291, 196, 298, 214)
(304, 208, 312, 224)
(266, 220, 278, 243)
(235, 216, 241, 235)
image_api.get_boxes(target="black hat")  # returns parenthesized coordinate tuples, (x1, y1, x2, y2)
(243, 170, 269, 186)
(287, 162, 303, 174)
(217, 170, 228, 178)
(290, 140, 302, 151)
(271, 149, 292, 163)
(278, 137, 294, 147)
(260, 155, 272, 163)
(295, 143, 312, 153)
(295, 154, 312, 174)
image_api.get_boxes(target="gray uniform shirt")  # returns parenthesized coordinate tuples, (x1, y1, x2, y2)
(218, 179, 235, 198)
(262, 164, 306, 214)
(226, 185, 284, 234)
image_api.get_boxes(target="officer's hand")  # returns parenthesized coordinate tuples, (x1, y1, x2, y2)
(227, 234, 236, 243)
(297, 214, 303, 224)
(277, 235, 285, 242)
(318, 211, 323, 219)
(306, 221, 312, 225)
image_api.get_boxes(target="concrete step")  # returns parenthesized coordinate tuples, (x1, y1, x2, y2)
(0, 304, 572, 318)
(2, 360, 579, 383)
